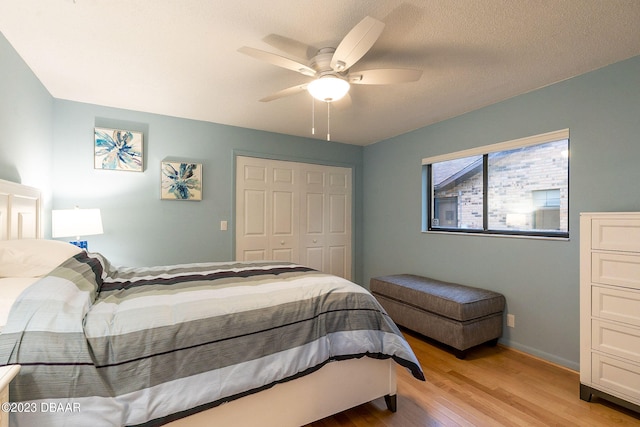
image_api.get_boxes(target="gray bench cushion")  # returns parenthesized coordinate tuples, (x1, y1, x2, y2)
(370, 274, 505, 322)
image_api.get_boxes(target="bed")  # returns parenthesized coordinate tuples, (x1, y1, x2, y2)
(0, 179, 424, 427)
(0, 179, 44, 330)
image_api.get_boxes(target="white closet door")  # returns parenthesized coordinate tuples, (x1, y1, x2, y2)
(236, 156, 352, 280)
(269, 165, 299, 262)
(236, 157, 298, 263)
(299, 164, 352, 280)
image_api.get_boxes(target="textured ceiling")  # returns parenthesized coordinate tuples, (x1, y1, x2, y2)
(1, 0, 640, 145)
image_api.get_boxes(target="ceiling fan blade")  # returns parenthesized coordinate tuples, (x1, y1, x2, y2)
(259, 84, 308, 102)
(238, 46, 316, 77)
(262, 34, 317, 60)
(331, 16, 385, 72)
(348, 68, 422, 85)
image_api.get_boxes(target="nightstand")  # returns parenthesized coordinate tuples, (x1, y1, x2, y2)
(0, 365, 20, 427)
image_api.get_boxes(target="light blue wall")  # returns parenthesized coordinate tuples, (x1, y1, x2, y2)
(0, 32, 54, 235)
(362, 55, 640, 369)
(52, 101, 364, 280)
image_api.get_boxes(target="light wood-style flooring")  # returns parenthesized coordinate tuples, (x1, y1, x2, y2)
(309, 330, 640, 426)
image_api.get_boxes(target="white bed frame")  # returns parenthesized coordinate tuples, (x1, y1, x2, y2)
(0, 179, 41, 240)
(0, 178, 397, 426)
(169, 357, 396, 426)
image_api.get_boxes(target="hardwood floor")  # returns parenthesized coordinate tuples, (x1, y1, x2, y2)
(308, 330, 640, 426)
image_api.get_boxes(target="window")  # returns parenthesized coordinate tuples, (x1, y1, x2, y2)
(422, 129, 569, 238)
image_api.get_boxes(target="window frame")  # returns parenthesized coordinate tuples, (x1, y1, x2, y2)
(422, 129, 570, 239)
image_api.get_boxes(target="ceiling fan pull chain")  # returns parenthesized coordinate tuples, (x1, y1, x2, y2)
(311, 97, 315, 135)
(327, 102, 331, 141)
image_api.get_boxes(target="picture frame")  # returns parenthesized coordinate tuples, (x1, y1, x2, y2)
(94, 127, 144, 172)
(161, 161, 202, 201)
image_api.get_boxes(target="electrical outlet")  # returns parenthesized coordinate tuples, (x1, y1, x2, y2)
(507, 314, 515, 328)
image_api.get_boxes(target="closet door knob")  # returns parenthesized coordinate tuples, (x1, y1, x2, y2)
(280, 240, 285, 245)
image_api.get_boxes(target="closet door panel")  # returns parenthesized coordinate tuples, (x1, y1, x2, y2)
(236, 160, 269, 261)
(270, 189, 298, 262)
(325, 170, 351, 280)
(329, 246, 347, 279)
(304, 247, 324, 272)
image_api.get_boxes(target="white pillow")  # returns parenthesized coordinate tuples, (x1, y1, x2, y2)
(0, 239, 82, 278)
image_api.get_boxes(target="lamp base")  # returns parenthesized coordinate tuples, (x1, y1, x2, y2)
(69, 240, 88, 250)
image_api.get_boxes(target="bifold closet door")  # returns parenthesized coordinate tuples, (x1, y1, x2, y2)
(299, 164, 352, 280)
(235, 156, 352, 280)
(235, 156, 299, 263)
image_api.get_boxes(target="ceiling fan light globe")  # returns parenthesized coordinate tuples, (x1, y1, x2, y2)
(308, 77, 350, 102)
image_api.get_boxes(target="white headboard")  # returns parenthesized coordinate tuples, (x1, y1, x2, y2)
(0, 179, 42, 240)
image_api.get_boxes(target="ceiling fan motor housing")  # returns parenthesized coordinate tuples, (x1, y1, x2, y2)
(311, 47, 340, 74)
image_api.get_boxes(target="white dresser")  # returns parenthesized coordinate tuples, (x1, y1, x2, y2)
(580, 212, 640, 412)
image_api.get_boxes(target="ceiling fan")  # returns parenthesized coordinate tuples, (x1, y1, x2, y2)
(238, 16, 423, 104)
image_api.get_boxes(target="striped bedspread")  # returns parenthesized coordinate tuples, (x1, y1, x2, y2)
(0, 252, 424, 426)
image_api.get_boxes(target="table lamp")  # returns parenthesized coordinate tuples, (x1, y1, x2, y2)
(52, 207, 104, 250)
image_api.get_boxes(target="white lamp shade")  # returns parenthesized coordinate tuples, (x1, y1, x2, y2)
(52, 208, 104, 239)
(307, 77, 350, 102)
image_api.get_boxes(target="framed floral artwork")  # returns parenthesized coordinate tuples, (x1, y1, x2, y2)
(94, 127, 143, 172)
(161, 161, 202, 201)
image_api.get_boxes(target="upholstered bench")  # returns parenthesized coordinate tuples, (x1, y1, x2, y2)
(370, 274, 505, 358)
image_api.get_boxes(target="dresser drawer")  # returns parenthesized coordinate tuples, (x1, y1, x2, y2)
(592, 218, 640, 252)
(591, 353, 640, 402)
(592, 286, 640, 327)
(592, 319, 640, 363)
(592, 252, 640, 290)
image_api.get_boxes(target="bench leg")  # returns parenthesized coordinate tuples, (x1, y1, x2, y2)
(454, 349, 467, 359)
(384, 394, 397, 412)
